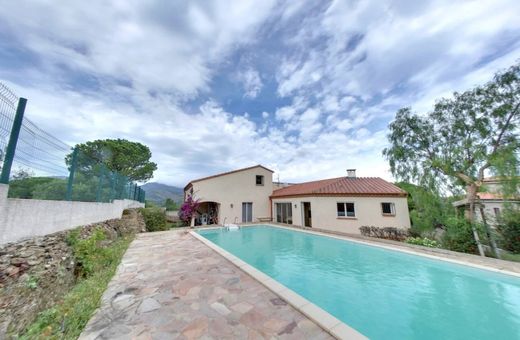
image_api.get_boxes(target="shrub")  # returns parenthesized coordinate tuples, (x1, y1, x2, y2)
(139, 207, 168, 232)
(359, 226, 409, 241)
(441, 217, 479, 254)
(405, 237, 440, 248)
(497, 209, 520, 253)
(67, 228, 110, 277)
(179, 195, 200, 224)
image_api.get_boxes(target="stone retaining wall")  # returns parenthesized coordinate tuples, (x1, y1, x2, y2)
(0, 209, 145, 336)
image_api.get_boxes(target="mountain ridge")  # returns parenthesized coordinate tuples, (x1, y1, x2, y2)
(141, 182, 183, 204)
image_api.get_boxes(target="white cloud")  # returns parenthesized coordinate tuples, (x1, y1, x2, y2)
(0, 1, 279, 97)
(236, 68, 263, 98)
(1, 0, 519, 188)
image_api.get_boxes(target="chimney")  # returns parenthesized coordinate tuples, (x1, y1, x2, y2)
(347, 169, 356, 178)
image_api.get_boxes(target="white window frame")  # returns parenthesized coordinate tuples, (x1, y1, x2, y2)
(337, 202, 356, 218)
(275, 202, 293, 224)
(381, 202, 396, 216)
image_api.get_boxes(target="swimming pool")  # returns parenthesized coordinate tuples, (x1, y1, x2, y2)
(198, 225, 520, 339)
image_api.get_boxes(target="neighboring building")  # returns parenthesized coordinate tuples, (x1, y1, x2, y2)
(453, 177, 520, 226)
(184, 165, 410, 234)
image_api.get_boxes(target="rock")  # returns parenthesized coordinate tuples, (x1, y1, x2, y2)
(226, 277, 240, 286)
(137, 298, 161, 314)
(182, 318, 209, 339)
(270, 298, 287, 306)
(6, 266, 20, 277)
(211, 302, 231, 316)
(10, 258, 27, 267)
(27, 259, 41, 266)
(112, 293, 136, 310)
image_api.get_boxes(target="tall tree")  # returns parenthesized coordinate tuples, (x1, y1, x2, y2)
(66, 139, 157, 182)
(383, 62, 520, 256)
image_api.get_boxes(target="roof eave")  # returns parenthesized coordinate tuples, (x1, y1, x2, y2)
(270, 192, 408, 199)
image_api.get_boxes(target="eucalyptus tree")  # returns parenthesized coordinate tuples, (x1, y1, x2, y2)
(383, 62, 520, 256)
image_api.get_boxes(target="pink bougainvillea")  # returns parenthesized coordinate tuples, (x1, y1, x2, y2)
(179, 195, 201, 224)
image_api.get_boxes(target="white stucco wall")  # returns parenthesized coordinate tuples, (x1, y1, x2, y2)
(272, 195, 410, 234)
(0, 183, 144, 245)
(473, 200, 518, 226)
(186, 166, 273, 224)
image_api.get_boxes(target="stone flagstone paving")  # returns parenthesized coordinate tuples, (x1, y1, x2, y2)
(80, 230, 333, 339)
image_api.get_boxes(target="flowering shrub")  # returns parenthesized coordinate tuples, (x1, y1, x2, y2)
(405, 237, 440, 248)
(178, 195, 200, 224)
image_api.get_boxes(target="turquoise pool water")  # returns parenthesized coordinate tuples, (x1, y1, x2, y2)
(198, 226, 520, 340)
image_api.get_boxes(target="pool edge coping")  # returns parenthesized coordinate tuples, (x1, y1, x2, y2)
(189, 230, 367, 340)
(264, 224, 520, 278)
(196, 224, 520, 278)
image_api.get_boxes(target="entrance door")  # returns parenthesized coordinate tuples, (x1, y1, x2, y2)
(242, 202, 253, 223)
(302, 202, 312, 227)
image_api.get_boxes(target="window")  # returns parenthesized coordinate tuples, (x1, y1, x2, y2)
(275, 203, 293, 224)
(256, 175, 264, 186)
(494, 207, 501, 219)
(242, 202, 253, 222)
(381, 202, 395, 215)
(337, 202, 355, 217)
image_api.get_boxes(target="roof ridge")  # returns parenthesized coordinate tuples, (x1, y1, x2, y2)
(271, 176, 406, 197)
(184, 164, 274, 190)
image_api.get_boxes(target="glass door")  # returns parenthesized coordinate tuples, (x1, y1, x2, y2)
(242, 202, 253, 222)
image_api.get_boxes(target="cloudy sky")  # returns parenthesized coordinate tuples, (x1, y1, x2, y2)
(1, 0, 519, 186)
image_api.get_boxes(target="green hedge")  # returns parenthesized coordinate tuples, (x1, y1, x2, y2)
(139, 208, 168, 232)
(441, 217, 479, 254)
(498, 209, 520, 253)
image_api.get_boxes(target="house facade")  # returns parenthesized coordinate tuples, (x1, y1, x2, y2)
(184, 165, 410, 234)
(184, 165, 274, 225)
(270, 173, 410, 234)
(453, 177, 520, 226)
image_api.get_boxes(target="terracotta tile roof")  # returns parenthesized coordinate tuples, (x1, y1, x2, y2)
(184, 164, 274, 191)
(271, 176, 407, 198)
(477, 192, 520, 200)
(477, 192, 502, 200)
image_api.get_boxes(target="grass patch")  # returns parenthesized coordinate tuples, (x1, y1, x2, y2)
(19, 232, 133, 339)
(501, 252, 520, 263)
(167, 221, 185, 229)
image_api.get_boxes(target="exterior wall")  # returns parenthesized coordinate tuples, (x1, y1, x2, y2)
(473, 200, 518, 226)
(0, 183, 144, 245)
(186, 167, 273, 224)
(272, 195, 410, 234)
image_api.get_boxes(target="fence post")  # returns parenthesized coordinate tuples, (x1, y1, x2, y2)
(96, 165, 105, 202)
(0, 98, 27, 184)
(66, 147, 78, 201)
(109, 172, 116, 202)
(133, 184, 138, 201)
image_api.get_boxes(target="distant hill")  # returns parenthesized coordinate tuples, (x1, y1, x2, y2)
(141, 182, 183, 204)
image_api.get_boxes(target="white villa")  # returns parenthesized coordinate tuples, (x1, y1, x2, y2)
(184, 165, 411, 234)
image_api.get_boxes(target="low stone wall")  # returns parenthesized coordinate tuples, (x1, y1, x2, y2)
(0, 209, 146, 336)
(0, 184, 144, 245)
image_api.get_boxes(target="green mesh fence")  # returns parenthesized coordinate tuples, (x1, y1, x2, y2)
(0, 81, 145, 203)
(0, 82, 18, 171)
